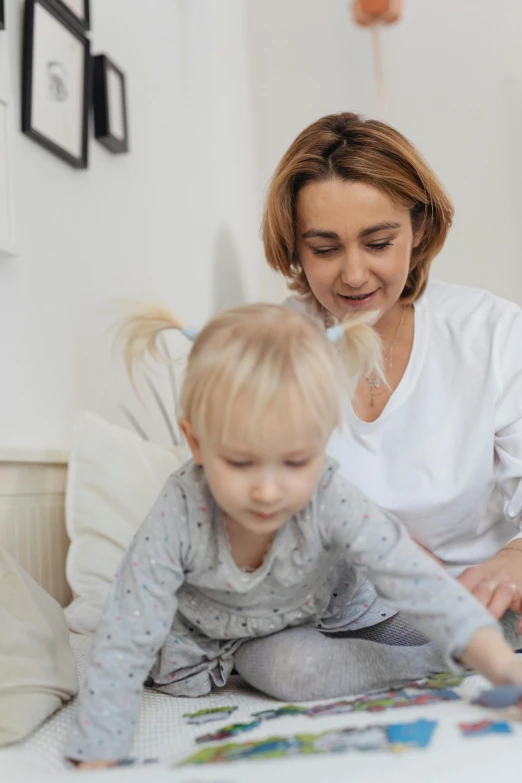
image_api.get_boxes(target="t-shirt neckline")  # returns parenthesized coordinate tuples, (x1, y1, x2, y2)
(347, 297, 427, 429)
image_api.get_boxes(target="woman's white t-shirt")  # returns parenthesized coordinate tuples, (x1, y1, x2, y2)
(288, 279, 522, 577)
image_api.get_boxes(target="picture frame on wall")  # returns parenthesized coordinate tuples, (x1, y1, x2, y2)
(49, 0, 90, 32)
(22, 0, 90, 169)
(0, 1, 5, 30)
(0, 95, 18, 258)
(93, 54, 129, 154)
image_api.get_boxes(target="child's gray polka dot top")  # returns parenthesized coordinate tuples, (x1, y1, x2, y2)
(66, 458, 499, 761)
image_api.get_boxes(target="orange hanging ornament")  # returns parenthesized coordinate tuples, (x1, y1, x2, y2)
(351, 0, 403, 26)
(350, 1, 403, 106)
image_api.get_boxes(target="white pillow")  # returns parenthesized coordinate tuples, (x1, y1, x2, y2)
(64, 412, 188, 635)
(0, 547, 78, 745)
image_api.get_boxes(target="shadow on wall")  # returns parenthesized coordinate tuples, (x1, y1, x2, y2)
(505, 77, 522, 301)
(212, 226, 246, 313)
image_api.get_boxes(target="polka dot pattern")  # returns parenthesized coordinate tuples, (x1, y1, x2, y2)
(66, 458, 498, 761)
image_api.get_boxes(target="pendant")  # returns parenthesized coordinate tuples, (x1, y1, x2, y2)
(367, 376, 380, 409)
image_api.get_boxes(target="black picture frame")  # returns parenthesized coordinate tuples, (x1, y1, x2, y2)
(92, 54, 129, 154)
(0, 0, 4, 30)
(49, 0, 90, 32)
(22, 0, 90, 169)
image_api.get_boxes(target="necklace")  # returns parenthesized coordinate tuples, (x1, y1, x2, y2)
(366, 307, 406, 408)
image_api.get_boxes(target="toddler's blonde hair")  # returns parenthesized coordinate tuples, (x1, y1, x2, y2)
(116, 303, 382, 444)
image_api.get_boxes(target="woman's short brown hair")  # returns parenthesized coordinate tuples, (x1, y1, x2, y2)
(263, 112, 454, 305)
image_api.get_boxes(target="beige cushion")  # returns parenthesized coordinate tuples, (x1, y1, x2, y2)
(64, 412, 188, 635)
(0, 547, 78, 746)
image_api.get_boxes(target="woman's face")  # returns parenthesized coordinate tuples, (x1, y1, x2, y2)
(295, 179, 420, 324)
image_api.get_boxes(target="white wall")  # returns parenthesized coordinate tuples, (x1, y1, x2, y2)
(248, 0, 522, 306)
(1, 0, 522, 452)
(0, 0, 260, 451)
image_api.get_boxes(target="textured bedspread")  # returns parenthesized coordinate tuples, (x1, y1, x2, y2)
(1, 634, 521, 782)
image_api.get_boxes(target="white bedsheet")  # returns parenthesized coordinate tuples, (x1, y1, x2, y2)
(1, 634, 521, 782)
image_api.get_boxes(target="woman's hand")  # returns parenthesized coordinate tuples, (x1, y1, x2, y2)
(458, 544, 522, 632)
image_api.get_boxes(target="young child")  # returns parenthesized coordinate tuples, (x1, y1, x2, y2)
(68, 303, 522, 769)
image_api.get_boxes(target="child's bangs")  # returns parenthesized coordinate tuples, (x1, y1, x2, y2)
(189, 348, 342, 446)
(236, 383, 339, 447)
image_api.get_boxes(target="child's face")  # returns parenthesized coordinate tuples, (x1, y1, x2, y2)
(181, 405, 329, 536)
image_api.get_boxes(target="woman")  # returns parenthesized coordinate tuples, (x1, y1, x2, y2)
(234, 112, 522, 700)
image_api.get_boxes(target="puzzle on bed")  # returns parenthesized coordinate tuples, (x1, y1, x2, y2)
(194, 686, 460, 744)
(180, 718, 438, 765)
(253, 687, 460, 721)
(183, 671, 468, 733)
(410, 671, 473, 690)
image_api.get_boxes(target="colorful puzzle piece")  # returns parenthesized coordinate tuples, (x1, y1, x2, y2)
(196, 720, 261, 744)
(387, 718, 437, 748)
(305, 688, 460, 718)
(252, 705, 307, 720)
(472, 684, 522, 709)
(410, 671, 473, 690)
(180, 719, 438, 765)
(184, 706, 238, 725)
(459, 720, 513, 737)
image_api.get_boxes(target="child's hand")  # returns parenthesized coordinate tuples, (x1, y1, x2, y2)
(499, 659, 522, 687)
(76, 760, 117, 771)
(461, 627, 522, 686)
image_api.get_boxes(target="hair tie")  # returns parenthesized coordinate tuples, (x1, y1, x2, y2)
(326, 325, 345, 343)
(181, 325, 200, 342)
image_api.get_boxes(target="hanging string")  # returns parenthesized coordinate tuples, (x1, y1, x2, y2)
(350, 1, 403, 111)
(371, 23, 385, 109)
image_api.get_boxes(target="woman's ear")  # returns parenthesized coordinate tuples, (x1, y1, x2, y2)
(179, 418, 202, 464)
(411, 214, 425, 249)
(412, 229, 424, 249)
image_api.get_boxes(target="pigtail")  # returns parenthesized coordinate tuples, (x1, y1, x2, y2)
(331, 315, 384, 394)
(114, 303, 186, 387)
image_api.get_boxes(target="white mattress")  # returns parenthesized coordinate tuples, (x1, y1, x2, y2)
(1, 635, 522, 782)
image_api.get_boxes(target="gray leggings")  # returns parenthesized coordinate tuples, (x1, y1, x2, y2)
(234, 612, 521, 702)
